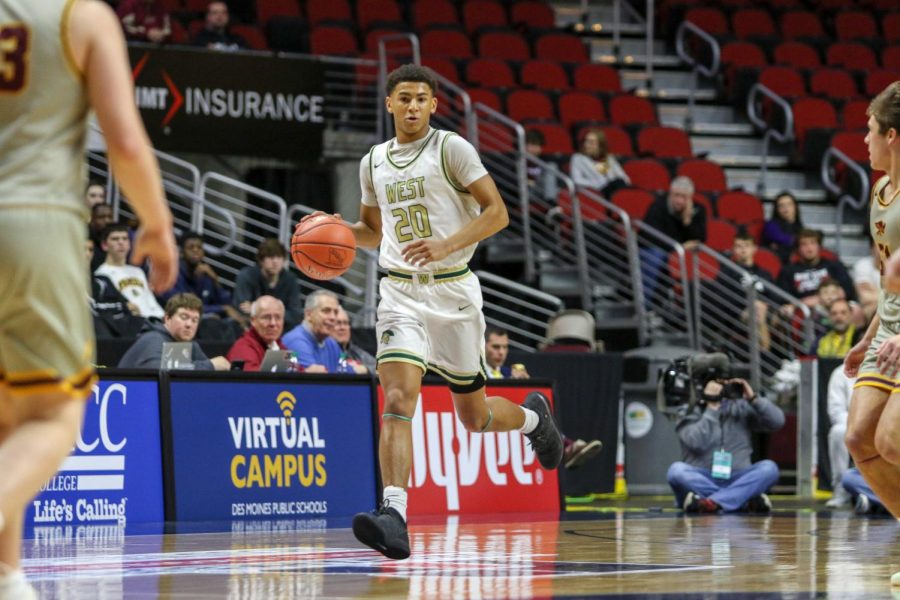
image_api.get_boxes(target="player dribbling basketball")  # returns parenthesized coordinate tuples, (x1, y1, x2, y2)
(303, 64, 564, 560)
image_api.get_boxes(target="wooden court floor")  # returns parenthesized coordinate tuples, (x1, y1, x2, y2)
(22, 509, 900, 599)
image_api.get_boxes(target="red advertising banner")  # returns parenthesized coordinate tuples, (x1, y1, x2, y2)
(377, 384, 560, 516)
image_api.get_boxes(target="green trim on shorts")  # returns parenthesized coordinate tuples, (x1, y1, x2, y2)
(377, 350, 427, 372)
(428, 362, 480, 385)
(386, 265, 471, 284)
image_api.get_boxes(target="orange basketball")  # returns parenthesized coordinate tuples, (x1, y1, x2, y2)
(291, 215, 356, 280)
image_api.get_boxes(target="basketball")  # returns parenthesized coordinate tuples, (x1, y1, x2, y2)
(291, 215, 356, 280)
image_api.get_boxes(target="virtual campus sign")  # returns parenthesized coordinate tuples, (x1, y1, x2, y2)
(128, 45, 326, 160)
(27, 379, 165, 532)
(167, 377, 377, 521)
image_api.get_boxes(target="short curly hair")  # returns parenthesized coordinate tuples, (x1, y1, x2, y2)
(385, 64, 438, 96)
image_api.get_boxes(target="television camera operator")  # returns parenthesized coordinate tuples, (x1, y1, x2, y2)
(660, 353, 785, 513)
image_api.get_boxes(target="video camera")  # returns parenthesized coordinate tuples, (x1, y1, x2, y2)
(656, 352, 734, 414)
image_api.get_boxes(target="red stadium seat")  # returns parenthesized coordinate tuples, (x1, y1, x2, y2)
(364, 27, 407, 54)
(611, 188, 656, 221)
(826, 43, 878, 71)
(462, 0, 508, 34)
(231, 24, 268, 50)
(716, 192, 764, 241)
(575, 125, 634, 158)
(478, 31, 531, 61)
(792, 97, 838, 153)
(623, 159, 670, 193)
(831, 130, 869, 163)
(884, 46, 900, 70)
(706, 219, 739, 252)
(412, 0, 459, 30)
(558, 92, 606, 130)
(421, 57, 460, 84)
(835, 11, 878, 42)
(865, 70, 900, 97)
(169, 19, 188, 44)
(841, 99, 871, 130)
(754, 247, 782, 279)
(535, 33, 588, 63)
(885, 15, 900, 45)
(357, 0, 403, 31)
(758, 66, 806, 99)
(506, 89, 555, 122)
(685, 7, 729, 36)
(669, 250, 720, 282)
(809, 68, 859, 101)
(677, 159, 727, 194)
(779, 10, 825, 40)
(520, 60, 570, 90)
(466, 58, 515, 88)
(310, 26, 358, 56)
(638, 127, 693, 159)
(466, 88, 503, 112)
(306, 0, 352, 27)
(510, 1, 555, 30)
(773, 41, 821, 69)
(731, 8, 775, 40)
(477, 120, 515, 152)
(526, 123, 574, 155)
(256, 0, 300, 27)
(572, 64, 622, 94)
(422, 29, 473, 58)
(557, 189, 607, 222)
(692, 193, 714, 220)
(722, 41, 768, 69)
(609, 95, 658, 127)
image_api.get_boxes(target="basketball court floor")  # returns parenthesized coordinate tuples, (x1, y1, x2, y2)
(23, 507, 899, 598)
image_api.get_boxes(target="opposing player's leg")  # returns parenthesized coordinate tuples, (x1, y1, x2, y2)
(845, 385, 900, 517)
(352, 361, 422, 560)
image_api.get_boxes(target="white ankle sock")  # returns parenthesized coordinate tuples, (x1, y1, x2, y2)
(383, 486, 408, 522)
(519, 407, 539, 434)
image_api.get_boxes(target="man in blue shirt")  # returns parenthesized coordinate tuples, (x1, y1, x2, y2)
(283, 290, 341, 373)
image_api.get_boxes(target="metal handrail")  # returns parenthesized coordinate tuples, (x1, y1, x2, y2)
(675, 20, 721, 130)
(747, 83, 794, 195)
(197, 171, 289, 246)
(472, 103, 534, 283)
(821, 146, 871, 258)
(477, 270, 564, 352)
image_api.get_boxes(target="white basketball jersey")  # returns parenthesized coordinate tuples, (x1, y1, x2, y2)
(365, 129, 483, 271)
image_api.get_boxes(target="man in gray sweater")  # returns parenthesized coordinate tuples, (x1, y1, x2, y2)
(666, 377, 784, 513)
(119, 293, 229, 370)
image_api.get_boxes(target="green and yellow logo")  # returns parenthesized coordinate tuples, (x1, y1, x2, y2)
(381, 329, 395, 345)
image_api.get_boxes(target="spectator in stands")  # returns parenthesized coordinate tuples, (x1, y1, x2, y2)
(118, 293, 230, 370)
(191, 1, 246, 51)
(524, 129, 560, 203)
(161, 232, 249, 329)
(825, 365, 854, 508)
(640, 177, 706, 310)
(762, 191, 804, 264)
(95, 224, 165, 320)
(89, 203, 115, 270)
(776, 229, 856, 307)
(667, 376, 784, 513)
(842, 467, 889, 515)
(84, 181, 106, 210)
(852, 234, 879, 322)
(233, 238, 304, 330)
(644, 176, 707, 247)
(116, 0, 171, 43)
(484, 326, 602, 470)
(813, 299, 860, 358)
(813, 277, 866, 329)
(283, 290, 340, 373)
(226, 295, 288, 371)
(332, 307, 375, 373)
(87, 237, 145, 339)
(569, 128, 630, 197)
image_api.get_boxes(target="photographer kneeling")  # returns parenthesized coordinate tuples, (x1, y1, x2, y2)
(667, 377, 785, 514)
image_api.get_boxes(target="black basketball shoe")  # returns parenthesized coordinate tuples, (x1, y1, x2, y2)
(522, 391, 564, 469)
(352, 502, 410, 560)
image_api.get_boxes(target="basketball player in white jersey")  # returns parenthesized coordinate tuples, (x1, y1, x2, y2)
(841, 81, 900, 589)
(0, 1, 176, 596)
(304, 64, 563, 559)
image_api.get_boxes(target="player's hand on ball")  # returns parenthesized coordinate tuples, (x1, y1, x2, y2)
(402, 239, 452, 267)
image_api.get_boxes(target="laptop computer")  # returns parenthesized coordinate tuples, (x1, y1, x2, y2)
(258, 349, 298, 373)
(161, 342, 195, 370)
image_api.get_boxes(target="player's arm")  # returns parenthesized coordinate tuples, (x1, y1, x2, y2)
(68, 0, 176, 292)
(349, 204, 383, 249)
